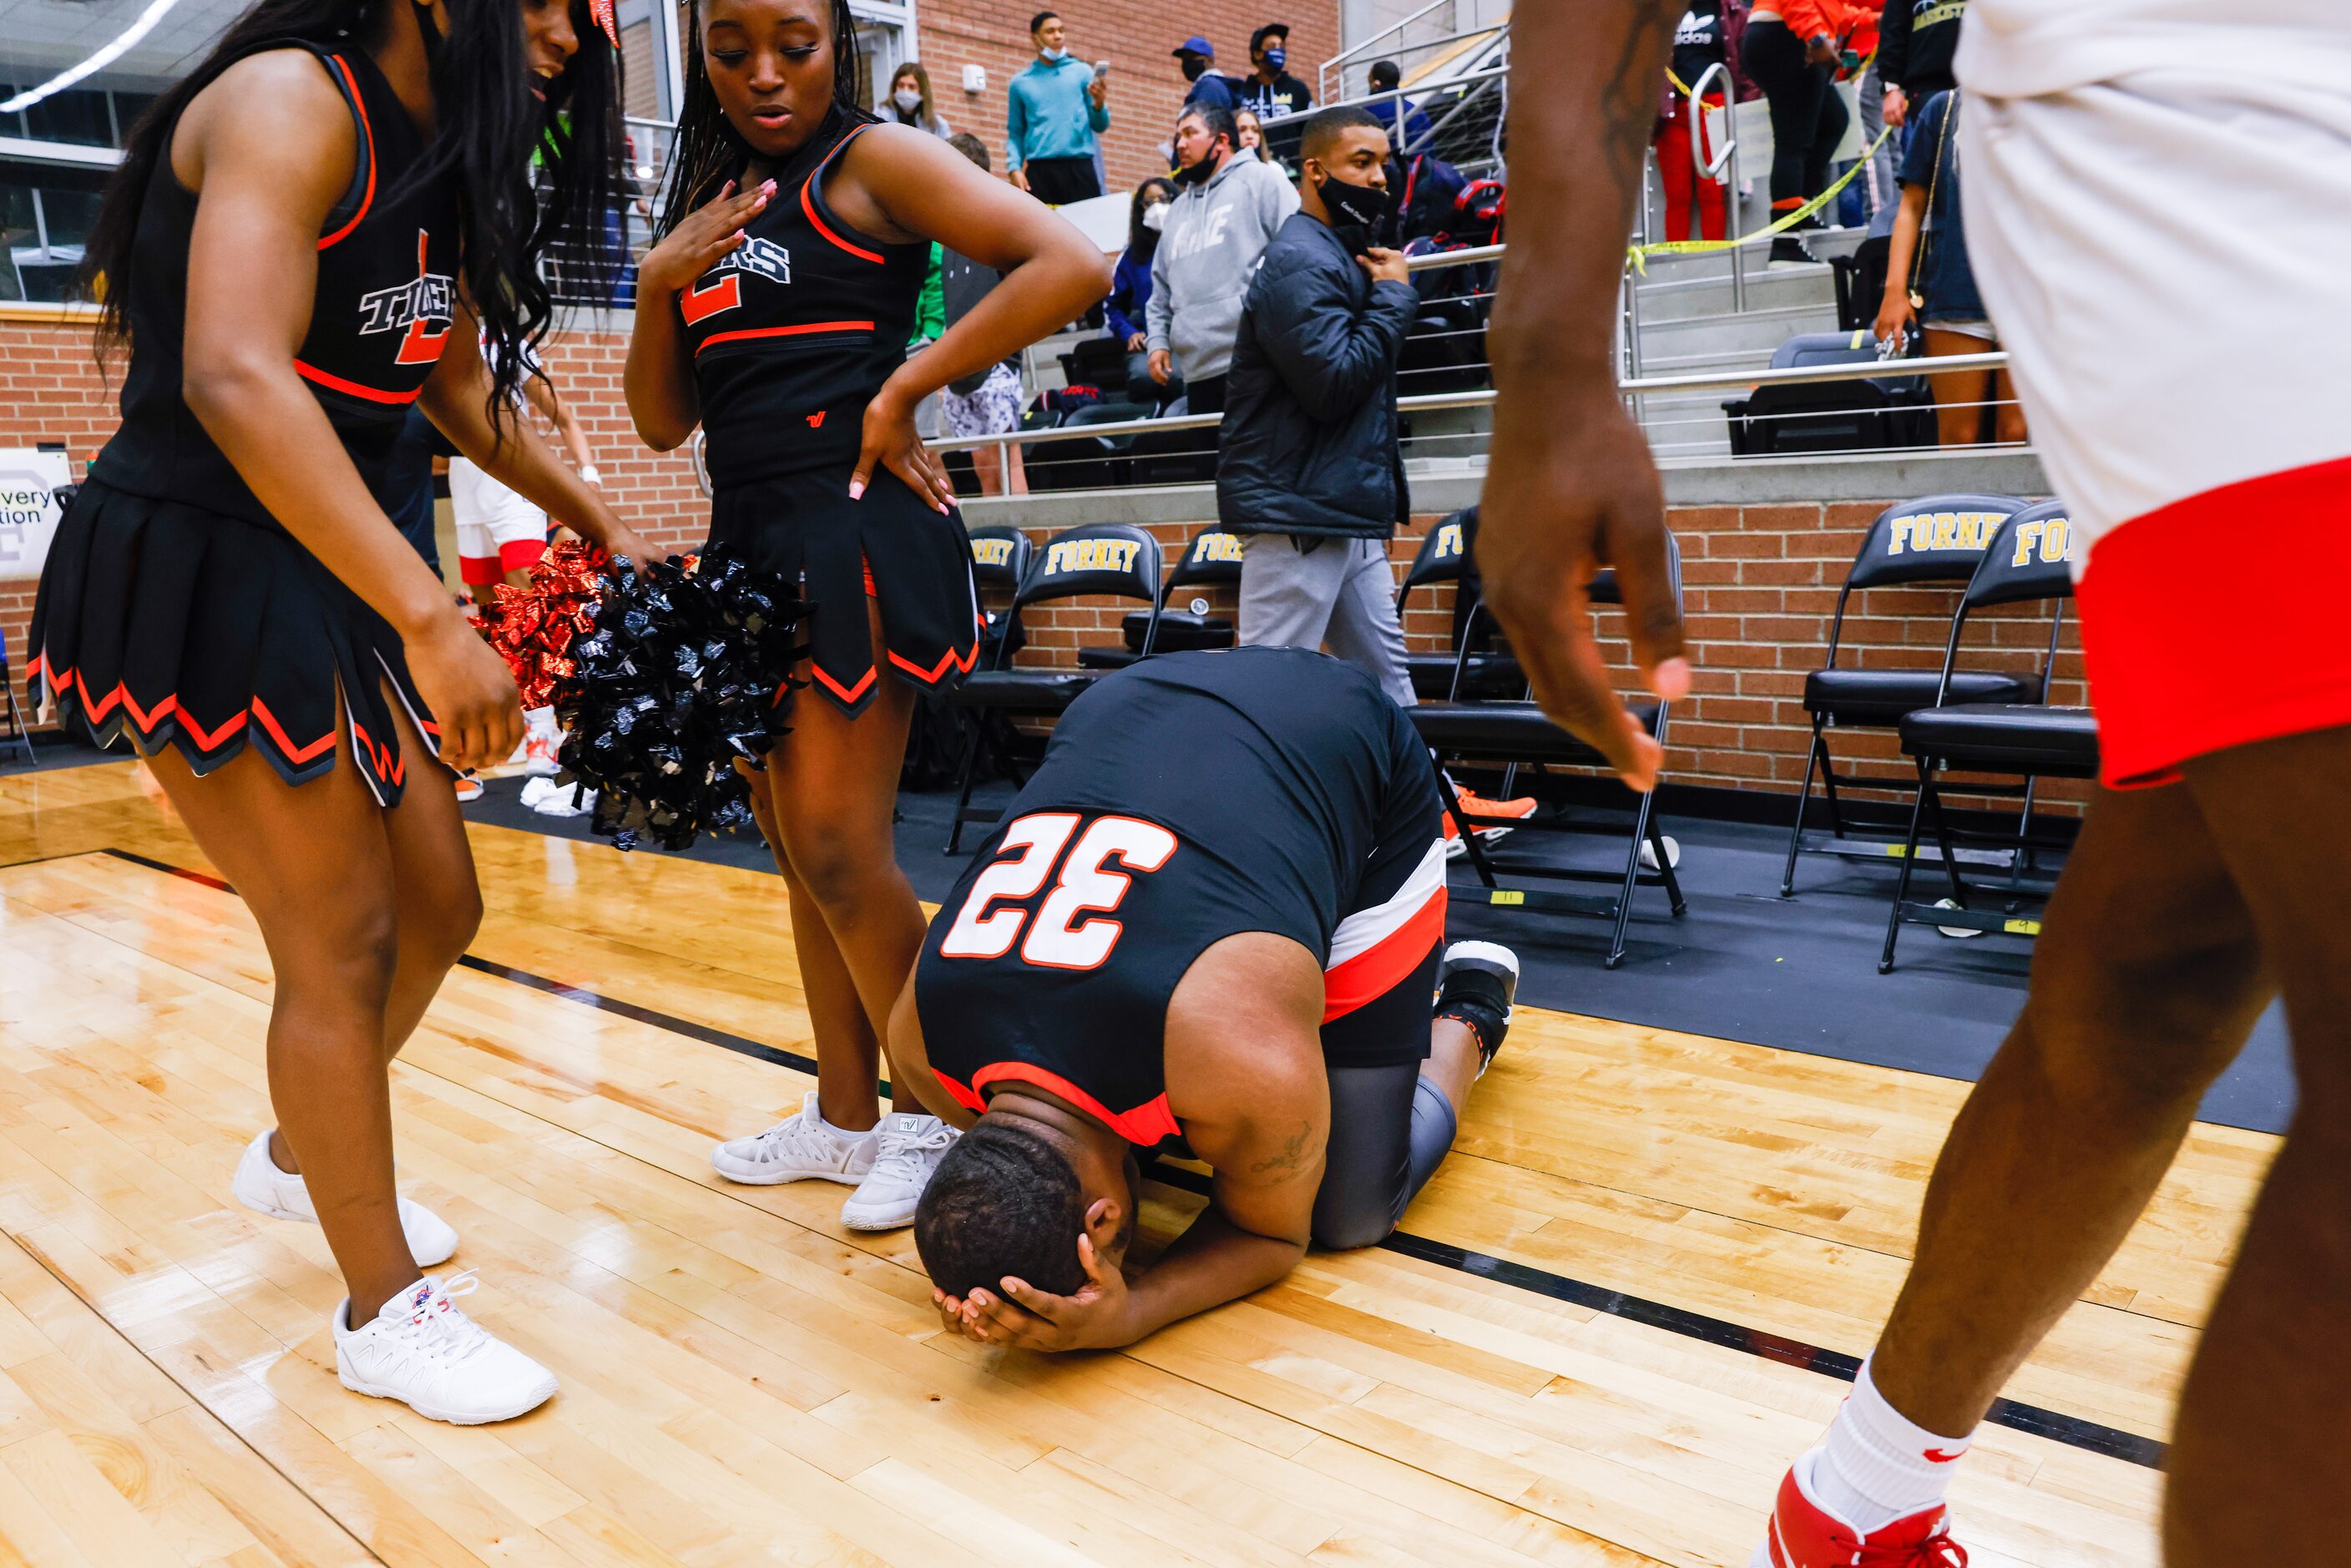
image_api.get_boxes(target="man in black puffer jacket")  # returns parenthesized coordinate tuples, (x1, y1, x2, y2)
(1218, 104, 1419, 709)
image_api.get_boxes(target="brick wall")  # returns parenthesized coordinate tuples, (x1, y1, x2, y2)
(0, 312, 2083, 813)
(990, 507, 2091, 813)
(915, 0, 1342, 194)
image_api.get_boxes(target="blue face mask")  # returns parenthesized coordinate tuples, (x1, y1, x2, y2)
(1263, 46, 1286, 71)
(1042, 46, 1068, 61)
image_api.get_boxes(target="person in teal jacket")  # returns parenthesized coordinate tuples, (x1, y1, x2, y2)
(1006, 12, 1110, 205)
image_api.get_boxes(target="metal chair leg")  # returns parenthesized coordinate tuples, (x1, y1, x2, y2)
(1780, 722, 1827, 897)
(1433, 766, 1500, 890)
(1878, 759, 1934, 974)
(1644, 805, 1687, 917)
(1606, 791, 1656, 969)
(1923, 773, 1967, 906)
(943, 716, 986, 854)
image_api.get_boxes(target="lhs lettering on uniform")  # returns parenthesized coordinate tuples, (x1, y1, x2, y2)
(971, 537, 1015, 568)
(682, 236, 792, 325)
(2010, 515, 2073, 566)
(1045, 539, 1140, 574)
(1885, 510, 2003, 554)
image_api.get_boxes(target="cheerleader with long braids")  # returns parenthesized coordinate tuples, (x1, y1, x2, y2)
(28, 0, 655, 1421)
(626, 0, 1106, 1227)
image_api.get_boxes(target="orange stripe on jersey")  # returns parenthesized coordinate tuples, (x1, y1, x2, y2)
(968, 1062, 1182, 1148)
(693, 319, 876, 355)
(293, 359, 422, 404)
(1322, 883, 1448, 1023)
(316, 54, 377, 250)
(800, 168, 884, 264)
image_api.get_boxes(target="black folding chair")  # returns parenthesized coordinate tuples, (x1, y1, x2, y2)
(1781, 493, 2032, 894)
(1879, 500, 2097, 971)
(1078, 527, 1242, 672)
(941, 522, 1162, 852)
(1394, 508, 1521, 701)
(0, 627, 33, 765)
(1409, 534, 1690, 969)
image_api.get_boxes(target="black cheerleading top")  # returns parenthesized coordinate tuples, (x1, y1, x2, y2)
(682, 109, 930, 488)
(915, 650, 1446, 1147)
(93, 42, 458, 524)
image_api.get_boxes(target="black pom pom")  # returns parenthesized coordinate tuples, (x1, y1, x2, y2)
(549, 551, 808, 852)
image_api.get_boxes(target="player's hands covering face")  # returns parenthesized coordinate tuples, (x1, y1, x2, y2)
(933, 1202, 1130, 1352)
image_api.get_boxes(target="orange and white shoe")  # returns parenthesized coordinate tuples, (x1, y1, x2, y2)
(523, 728, 561, 777)
(1754, 1455, 1968, 1566)
(1452, 784, 1538, 822)
(1441, 809, 1512, 861)
(454, 771, 484, 804)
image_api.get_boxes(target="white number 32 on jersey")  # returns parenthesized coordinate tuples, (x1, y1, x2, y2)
(938, 812, 1178, 970)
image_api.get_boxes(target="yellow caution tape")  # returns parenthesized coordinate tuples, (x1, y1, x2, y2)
(1627, 122, 1893, 271)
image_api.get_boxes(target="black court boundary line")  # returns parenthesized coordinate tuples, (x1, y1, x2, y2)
(91, 847, 2167, 1470)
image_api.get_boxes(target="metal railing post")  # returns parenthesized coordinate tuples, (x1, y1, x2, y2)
(1685, 63, 1744, 312)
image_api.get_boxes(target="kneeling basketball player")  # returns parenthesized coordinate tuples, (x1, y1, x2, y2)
(889, 646, 1519, 1351)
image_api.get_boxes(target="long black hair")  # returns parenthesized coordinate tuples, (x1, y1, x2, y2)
(656, 0, 865, 236)
(80, 0, 620, 425)
(1126, 176, 1175, 259)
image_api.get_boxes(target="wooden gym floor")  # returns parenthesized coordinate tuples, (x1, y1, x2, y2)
(0, 761, 2266, 1566)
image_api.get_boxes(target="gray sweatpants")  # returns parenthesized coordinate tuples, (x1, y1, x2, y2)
(1237, 534, 1416, 709)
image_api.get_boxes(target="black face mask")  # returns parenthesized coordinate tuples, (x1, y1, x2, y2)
(1316, 169, 1393, 245)
(1174, 151, 1217, 187)
(1181, 56, 1206, 81)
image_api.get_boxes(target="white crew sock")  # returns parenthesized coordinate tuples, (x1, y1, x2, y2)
(1810, 1356, 1974, 1534)
(525, 706, 558, 739)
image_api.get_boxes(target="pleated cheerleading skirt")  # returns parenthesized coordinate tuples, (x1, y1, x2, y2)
(704, 463, 981, 718)
(27, 479, 437, 807)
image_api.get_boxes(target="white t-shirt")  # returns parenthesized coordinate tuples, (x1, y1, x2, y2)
(1958, 0, 2350, 99)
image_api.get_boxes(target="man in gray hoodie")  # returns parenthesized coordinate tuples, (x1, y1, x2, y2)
(1145, 102, 1301, 414)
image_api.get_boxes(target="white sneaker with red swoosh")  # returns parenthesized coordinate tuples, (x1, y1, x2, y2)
(1752, 1452, 1969, 1566)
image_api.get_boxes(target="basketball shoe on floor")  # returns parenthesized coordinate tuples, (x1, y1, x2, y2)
(840, 1112, 958, 1231)
(233, 1130, 458, 1267)
(710, 1092, 877, 1186)
(453, 771, 483, 803)
(523, 730, 561, 776)
(1436, 940, 1519, 1075)
(1753, 1452, 1969, 1566)
(335, 1272, 557, 1424)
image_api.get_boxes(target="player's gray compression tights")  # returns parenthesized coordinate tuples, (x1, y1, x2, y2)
(1311, 1064, 1459, 1250)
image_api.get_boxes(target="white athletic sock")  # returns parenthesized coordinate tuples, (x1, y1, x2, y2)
(525, 706, 558, 738)
(1811, 1357, 1974, 1533)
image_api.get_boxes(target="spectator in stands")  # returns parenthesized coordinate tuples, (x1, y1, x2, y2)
(1146, 102, 1301, 415)
(1173, 36, 1240, 114)
(1217, 105, 1417, 711)
(1238, 23, 1313, 119)
(1363, 58, 1434, 151)
(939, 134, 1031, 495)
(1656, 1, 1732, 242)
(1235, 106, 1267, 155)
(882, 62, 952, 139)
(1007, 11, 1110, 204)
(1739, 0, 1858, 266)
(1877, 0, 1964, 131)
(1107, 176, 1178, 403)
(1872, 89, 2025, 448)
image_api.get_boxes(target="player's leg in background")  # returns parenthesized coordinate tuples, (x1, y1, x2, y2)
(1777, 779, 2268, 1544)
(2166, 724, 2351, 1565)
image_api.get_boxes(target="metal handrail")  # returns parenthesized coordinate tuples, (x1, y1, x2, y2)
(1321, 0, 1456, 99)
(921, 350, 2010, 455)
(1682, 61, 1745, 313)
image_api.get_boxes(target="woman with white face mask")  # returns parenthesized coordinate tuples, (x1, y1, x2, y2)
(1107, 175, 1179, 404)
(880, 61, 951, 137)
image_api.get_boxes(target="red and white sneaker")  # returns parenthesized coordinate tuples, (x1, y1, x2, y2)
(1452, 784, 1538, 822)
(1754, 1454, 1969, 1566)
(523, 728, 561, 777)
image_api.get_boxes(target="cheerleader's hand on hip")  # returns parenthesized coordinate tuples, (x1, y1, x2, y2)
(407, 612, 525, 772)
(640, 179, 775, 297)
(850, 382, 956, 513)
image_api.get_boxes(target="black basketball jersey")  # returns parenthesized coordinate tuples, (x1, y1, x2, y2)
(682, 110, 930, 488)
(93, 43, 460, 525)
(915, 649, 1444, 1146)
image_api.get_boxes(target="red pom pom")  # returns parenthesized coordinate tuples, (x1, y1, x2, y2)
(470, 539, 613, 711)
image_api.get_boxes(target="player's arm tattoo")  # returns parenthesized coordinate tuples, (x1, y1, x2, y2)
(1596, 0, 1681, 237)
(1248, 1119, 1315, 1177)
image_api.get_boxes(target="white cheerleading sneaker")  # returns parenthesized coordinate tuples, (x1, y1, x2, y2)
(232, 1130, 458, 1267)
(840, 1113, 958, 1232)
(710, 1092, 877, 1186)
(335, 1273, 557, 1425)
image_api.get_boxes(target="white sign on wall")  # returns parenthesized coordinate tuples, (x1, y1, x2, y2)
(0, 448, 73, 580)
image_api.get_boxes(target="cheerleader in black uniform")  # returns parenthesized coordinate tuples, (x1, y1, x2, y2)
(28, 0, 653, 1421)
(625, 0, 1106, 1228)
